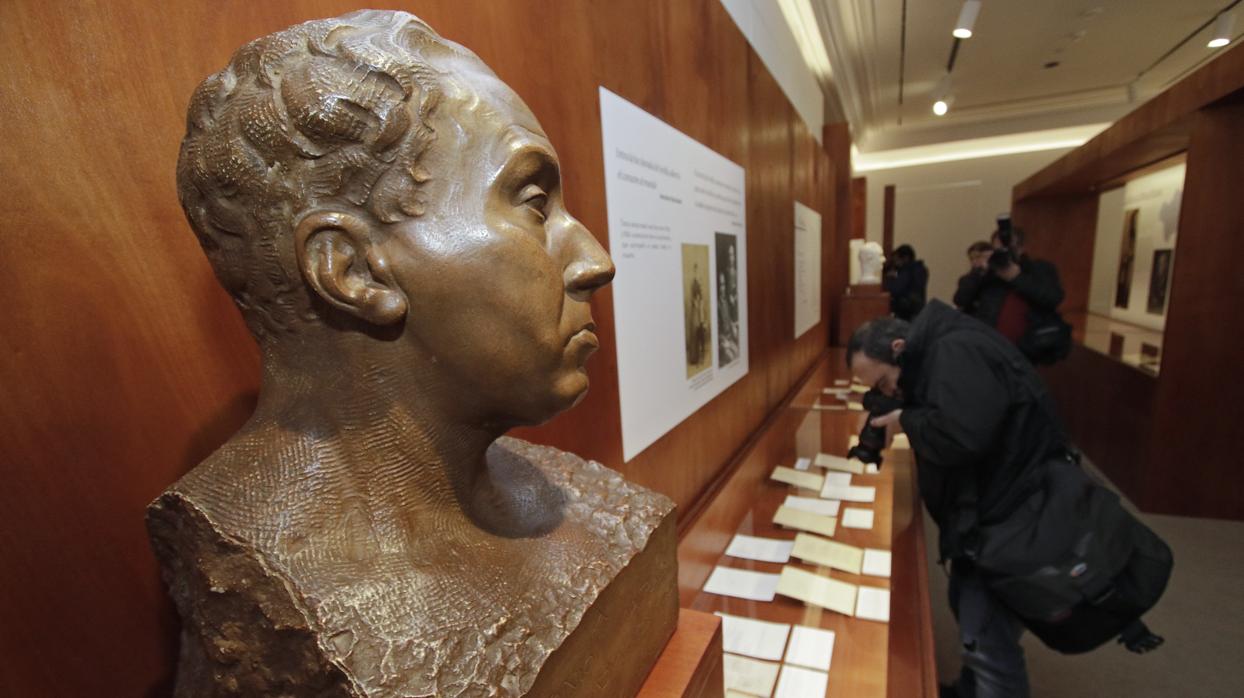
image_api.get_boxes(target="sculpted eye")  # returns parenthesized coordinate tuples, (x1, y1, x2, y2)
(518, 183, 548, 221)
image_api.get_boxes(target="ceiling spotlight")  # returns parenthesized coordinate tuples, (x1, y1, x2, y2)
(1208, 12, 1235, 48)
(954, 0, 982, 39)
(932, 74, 953, 116)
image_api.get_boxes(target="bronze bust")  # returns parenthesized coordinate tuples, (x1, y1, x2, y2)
(148, 11, 677, 697)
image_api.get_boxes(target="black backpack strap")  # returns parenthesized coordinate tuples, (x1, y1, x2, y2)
(945, 470, 982, 563)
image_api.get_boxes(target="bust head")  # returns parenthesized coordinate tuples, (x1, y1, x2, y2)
(177, 10, 613, 429)
(858, 241, 885, 283)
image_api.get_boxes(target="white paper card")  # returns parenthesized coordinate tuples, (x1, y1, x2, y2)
(785, 625, 835, 671)
(847, 401, 864, 411)
(723, 653, 781, 697)
(865, 463, 881, 474)
(790, 533, 864, 575)
(773, 506, 837, 537)
(725, 534, 795, 564)
(841, 507, 875, 530)
(850, 383, 868, 393)
(771, 466, 825, 492)
(784, 495, 840, 517)
(815, 452, 865, 474)
(703, 566, 780, 601)
(715, 612, 791, 661)
(862, 549, 892, 578)
(892, 433, 910, 450)
(823, 471, 852, 486)
(811, 402, 846, 411)
(793, 201, 822, 338)
(774, 664, 829, 698)
(855, 585, 891, 622)
(833, 379, 850, 386)
(793, 456, 812, 471)
(820, 483, 876, 503)
(822, 386, 850, 395)
(776, 565, 857, 616)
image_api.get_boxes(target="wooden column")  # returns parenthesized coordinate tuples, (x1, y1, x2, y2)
(882, 184, 896, 255)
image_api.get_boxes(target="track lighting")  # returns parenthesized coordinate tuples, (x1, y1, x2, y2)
(1208, 12, 1235, 48)
(953, 1, 982, 39)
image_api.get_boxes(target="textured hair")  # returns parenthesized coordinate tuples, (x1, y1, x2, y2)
(966, 240, 992, 255)
(893, 244, 915, 262)
(176, 10, 481, 338)
(846, 316, 910, 368)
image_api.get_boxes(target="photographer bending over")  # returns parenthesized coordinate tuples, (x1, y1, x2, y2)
(848, 302, 1069, 697)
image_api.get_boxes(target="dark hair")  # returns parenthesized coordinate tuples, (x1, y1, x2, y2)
(893, 244, 916, 261)
(846, 316, 910, 368)
(967, 241, 992, 255)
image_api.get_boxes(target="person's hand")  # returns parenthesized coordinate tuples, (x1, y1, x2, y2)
(997, 261, 1021, 282)
(869, 409, 903, 449)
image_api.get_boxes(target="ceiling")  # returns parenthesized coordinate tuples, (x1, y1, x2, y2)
(801, 0, 1243, 152)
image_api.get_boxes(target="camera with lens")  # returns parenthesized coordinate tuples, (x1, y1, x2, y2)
(848, 389, 904, 467)
(989, 214, 1018, 271)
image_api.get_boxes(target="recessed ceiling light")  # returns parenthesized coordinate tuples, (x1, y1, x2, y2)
(954, 1, 982, 39)
(933, 100, 950, 116)
(1209, 12, 1235, 48)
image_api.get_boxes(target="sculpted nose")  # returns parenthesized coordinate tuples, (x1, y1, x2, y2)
(563, 217, 614, 300)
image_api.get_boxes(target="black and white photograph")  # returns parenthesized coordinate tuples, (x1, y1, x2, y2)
(715, 232, 740, 366)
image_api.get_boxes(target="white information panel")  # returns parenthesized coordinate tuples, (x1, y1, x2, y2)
(793, 201, 822, 338)
(599, 87, 749, 461)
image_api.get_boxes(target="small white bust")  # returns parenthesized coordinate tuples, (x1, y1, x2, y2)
(858, 241, 885, 284)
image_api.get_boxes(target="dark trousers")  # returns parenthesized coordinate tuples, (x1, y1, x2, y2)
(949, 562, 1031, 698)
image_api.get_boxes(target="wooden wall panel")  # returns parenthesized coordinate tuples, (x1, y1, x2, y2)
(1010, 194, 1099, 313)
(1144, 102, 1244, 518)
(1039, 346, 1157, 501)
(1014, 41, 1244, 520)
(0, 1, 837, 694)
(824, 123, 853, 345)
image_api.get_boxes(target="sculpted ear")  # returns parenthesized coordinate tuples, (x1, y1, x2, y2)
(294, 211, 407, 326)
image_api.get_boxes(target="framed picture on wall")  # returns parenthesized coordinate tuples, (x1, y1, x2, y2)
(1148, 249, 1173, 315)
(1115, 208, 1139, 309)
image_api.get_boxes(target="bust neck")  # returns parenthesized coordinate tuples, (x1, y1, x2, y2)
(243, 331, 507, 532)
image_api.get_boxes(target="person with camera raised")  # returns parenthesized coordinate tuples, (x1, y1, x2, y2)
(882, 243, 929, 321)
(953, 220, 1066, 362)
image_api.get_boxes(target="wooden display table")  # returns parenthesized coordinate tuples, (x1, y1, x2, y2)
(676, 351, 937, 697)
(637, 609, 724, 698)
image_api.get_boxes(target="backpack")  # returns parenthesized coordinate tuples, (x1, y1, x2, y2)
(1018, 311, 1072, 365)
(961, 455, 1173, 654)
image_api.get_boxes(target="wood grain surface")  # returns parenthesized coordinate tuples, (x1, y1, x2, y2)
(1013, 40, 1244, 520)
(678, 351, 936, 697)
(0, 1, 842, 695)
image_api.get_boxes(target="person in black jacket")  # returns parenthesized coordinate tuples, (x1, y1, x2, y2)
(953, 241, 993, 311)
(847, 301, 1073, 698)
(882, 244, 929, 321)
(953, 226, 1063, 350)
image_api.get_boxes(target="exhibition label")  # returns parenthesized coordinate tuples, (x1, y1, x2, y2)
(599, 87, 749, 461)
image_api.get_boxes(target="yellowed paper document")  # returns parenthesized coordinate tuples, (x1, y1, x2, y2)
(773, 506, 837, 537)
(814, 452, 865, 474)
(770, 465, 825, 491)
(775, 565, 858, 616)
(790, 533, 864, 574)
(722, 654, 781, 696)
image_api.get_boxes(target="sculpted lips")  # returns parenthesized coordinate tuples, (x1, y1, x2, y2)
(567, 321, 599, 361)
